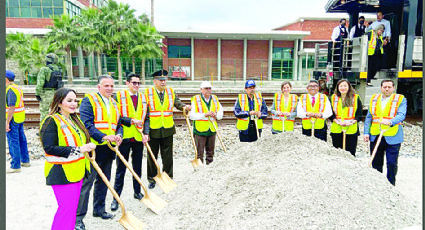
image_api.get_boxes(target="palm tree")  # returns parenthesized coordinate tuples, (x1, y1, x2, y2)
(100, 0, 137, 84)
(46, 14, 77, 84)
(129, 22, 164, 85)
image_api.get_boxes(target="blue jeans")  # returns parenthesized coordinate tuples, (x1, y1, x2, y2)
(6, 120, 30, 169)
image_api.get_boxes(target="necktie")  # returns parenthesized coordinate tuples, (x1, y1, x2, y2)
(131, 94, 138, 110)
(311, 96, 316, 107)
(159, 92, 164, 103)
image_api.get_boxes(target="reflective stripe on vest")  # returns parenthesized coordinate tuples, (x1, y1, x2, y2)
(116, 90, 148, 140)
(192, 94, 221, 132)
(146, 87, 175, 129)
(43, 113, 89, 183)
(85, 93, 120, 145)
(368, 30, 384, 56)
(236, 93, 263, 131)
(330, 94, 359, 134)
(301, 93, 327, 129)
(272, 93, 297, 132)
(6, 84, 25, 123)
(369, 93, 404, 136)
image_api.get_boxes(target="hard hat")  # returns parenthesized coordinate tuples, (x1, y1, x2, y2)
(6, 70, 15, 81)
(200, 81, 212, 89)
(245, 80, 256, 88)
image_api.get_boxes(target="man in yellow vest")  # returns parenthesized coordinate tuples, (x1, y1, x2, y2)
(366, 24, 387, 86)
(75, 75, 123, 230)
(233, 80, 268, 142)
(188, 81, 224, 165)
(145, 69, 191, 189)
(5, 70, 30, 173)
(296, 80, 332, 141)
(364, 79, 407, 186)
(110, 73, 150, 211)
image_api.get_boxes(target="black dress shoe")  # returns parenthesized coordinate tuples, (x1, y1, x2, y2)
(134, 193, 144, 200)
(111, 200, 119, 211)
(93, 211, 115, 219)
(148, 182, 155, 189)
(75, 220, 85, 230)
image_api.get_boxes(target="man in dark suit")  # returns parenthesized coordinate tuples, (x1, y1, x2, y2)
(75, 75, 125, 230)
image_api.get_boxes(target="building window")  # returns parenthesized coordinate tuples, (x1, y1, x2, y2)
(168, 45, 191, 58)
(66, 1, 81, 18)
(272, 47, 293, 79)
(6, 0, 64, 18)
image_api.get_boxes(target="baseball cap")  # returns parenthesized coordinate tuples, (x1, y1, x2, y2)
(245, 80, 256, 88)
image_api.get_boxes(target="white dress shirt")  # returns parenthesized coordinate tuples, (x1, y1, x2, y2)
(349, 24, 366, 39)
(296, 93, 332, 119)
(189, 94, 224, 121)
(365, 19, 391, 38)
(100, 94, 111, 116)
(331, 25, 348, 42)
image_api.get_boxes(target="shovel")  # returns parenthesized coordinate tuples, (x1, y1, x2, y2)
(106, 142, 167, 215)
(183, 108, 203, 169)
(208, 116, 226, 152)
(368, 125, 390, 167)
(281, 113, 286, 133)
(342, 128, 347, 150)
(310, 118, 316, 137)
(137, 128, 177, 194)
(84, 150, 145, 230)
(254, 116, 260, 140)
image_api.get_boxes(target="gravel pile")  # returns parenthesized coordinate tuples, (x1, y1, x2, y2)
(141, 131, 421, 229)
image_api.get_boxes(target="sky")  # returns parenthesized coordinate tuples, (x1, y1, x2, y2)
(114, 0, 349, 32)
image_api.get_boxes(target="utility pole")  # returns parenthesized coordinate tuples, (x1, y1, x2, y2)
(151, 0, 154, 25)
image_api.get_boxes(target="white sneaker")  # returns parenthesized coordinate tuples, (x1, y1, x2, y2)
(6, 168, 21, 174)
(21, 163, 31, 167)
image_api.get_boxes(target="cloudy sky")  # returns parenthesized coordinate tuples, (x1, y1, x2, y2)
(115, 0, 348, 31)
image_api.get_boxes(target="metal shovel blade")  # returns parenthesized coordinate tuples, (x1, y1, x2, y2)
(119, 211, 146, 230)
(191, 158, 203, 169)
(154, 172, 177, 194)
(141, 191, 168, 215)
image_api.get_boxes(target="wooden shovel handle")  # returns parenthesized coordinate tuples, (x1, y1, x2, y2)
(106, 142, 149, 194)
(208, 117, 226, 152)
(183, 107, 199, 159)
(135, 128, 162, 172)
(84, 150, 126, 214)
(368, 127, 389, 167)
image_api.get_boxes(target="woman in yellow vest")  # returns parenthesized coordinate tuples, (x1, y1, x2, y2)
(329, 79, 363, 156)
(271, 81, 298, 133)
(40, 88, 96, 230)
(366, 24, 386, 86)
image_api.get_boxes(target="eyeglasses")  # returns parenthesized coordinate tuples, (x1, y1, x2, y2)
(131, 82, 141, 86)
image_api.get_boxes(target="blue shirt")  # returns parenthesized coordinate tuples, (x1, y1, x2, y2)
(6, 89, 17, 107)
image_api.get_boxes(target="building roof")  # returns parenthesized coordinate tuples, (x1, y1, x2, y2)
(160, 29, 310, 40)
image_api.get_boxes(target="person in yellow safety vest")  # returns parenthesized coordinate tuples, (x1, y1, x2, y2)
(364, 79, 407, 186)
(366, 24, 387, 86)
(329, 79, 363, 156)
(75, 75, 124, 230)
(110, 73, 150, 212)
(5, 70, 30, 174)
(40, 88, 96, 230)
(233, 80, 268, 142)
(145, 69, 191, 189)
(188, 81, 224, 165)
(296, 80, 333, 141)
(271, 81, 298, 133)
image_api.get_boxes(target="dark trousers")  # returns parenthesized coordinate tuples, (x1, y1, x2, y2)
(302, 127, 327, 142)
(147, 136, 173, 184)
(239, 121, 262, 142)
(76, 145, 114, 220)
(113, 140, 144, 199)
(331, 132, 358, 156)
(194, 134, 216, 165)
(367, 53, 382, 83)
(370, 137, 401, 186)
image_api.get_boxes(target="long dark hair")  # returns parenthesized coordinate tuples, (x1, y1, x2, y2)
(50, 88, 91, 143)
(333, 79, 356, 108)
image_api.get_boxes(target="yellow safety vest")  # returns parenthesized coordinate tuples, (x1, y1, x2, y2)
(85, 93, 120, 145)
(145, 87, 176, 129)
(272, 93, 297, 132)
(6, 83, 25, 123)
(368, 30, 384, 56)
(191, 94, 221, 133)
(236, 93, 263, 131)
(43, 114, 90, 183)
(116, 90, 148, 141)
(369, 93, 404, 136)
(330, 94, 359, 134)
(300, 93, 327, 129)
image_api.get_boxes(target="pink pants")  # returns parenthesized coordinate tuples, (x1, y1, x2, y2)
(51, 180, 83, 230)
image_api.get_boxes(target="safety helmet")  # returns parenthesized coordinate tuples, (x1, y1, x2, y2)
(46, 53, 59, 64)
(245, 80, 256, 88)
